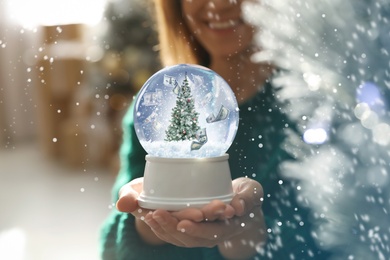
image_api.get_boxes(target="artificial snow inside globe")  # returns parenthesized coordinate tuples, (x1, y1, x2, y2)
(134, 64, 239, 210)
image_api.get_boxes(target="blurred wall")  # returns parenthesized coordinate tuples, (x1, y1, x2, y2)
(0, 3, 6, 145)
(0, 0, 159, 172)
(0, 4, 37, 147)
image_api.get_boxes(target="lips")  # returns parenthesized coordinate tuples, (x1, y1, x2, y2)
(208, 19, 240, 29)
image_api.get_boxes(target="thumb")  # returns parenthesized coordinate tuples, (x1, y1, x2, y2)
(231, 177, 264, 216)
(116, 178, 143, 213)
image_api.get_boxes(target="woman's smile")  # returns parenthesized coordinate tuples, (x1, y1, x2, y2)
(182, 0, 254, 58)
(208, 19, 241, 30)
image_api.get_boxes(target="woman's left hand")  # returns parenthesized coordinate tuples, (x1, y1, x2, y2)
(143, 177, 266, 250)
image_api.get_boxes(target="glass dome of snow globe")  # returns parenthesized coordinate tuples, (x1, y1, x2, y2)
(133, 64, 239, 210)
(134, 63, 239, 158)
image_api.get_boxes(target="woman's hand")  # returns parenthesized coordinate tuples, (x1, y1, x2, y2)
(218, 177, 266, 259)
(116, 176, 266, 258)
(116, 177, 209, 245)
(169, 177, 266, 259)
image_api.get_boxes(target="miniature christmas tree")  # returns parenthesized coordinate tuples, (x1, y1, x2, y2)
(165, 74, 201, 141)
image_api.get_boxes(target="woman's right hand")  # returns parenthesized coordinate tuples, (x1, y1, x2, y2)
(116, 177, 166, 245)
(116, 177, 150, 216)
(116, 178, 210, 245)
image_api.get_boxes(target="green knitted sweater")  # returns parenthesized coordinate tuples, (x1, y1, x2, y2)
(100, 82, 330, 259)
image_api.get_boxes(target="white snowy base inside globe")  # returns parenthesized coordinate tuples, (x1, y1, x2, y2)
(138, 154, 233, 211)
(140, 140, 230, 158)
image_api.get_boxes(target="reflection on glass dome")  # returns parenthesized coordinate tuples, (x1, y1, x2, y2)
(134, 64, 239, 158)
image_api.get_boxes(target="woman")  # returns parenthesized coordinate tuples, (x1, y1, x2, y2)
(101, 0, 330, 259)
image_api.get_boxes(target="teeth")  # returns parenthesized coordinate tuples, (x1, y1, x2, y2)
(209, 20, 239, 29)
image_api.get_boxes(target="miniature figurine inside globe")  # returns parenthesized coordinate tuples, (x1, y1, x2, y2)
(134, 64, 239, 158)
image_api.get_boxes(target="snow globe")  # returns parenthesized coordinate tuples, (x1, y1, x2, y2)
(134, 64, 239, 210)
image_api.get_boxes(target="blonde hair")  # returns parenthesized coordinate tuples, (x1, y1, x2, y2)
(152, 0, 209, 67)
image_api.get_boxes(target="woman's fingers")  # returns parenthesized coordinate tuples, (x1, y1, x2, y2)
(176, 218, 242, 242)
(200, 200, 235, 221)
(172, 200, 235, 222)
(145, 210, 186, 247)
(171, 208, 204, 222)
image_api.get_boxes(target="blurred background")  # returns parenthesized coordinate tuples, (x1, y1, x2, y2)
(0, 0, 160, 259)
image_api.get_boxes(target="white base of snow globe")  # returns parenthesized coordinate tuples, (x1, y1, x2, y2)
(138, 154, 233, 211)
